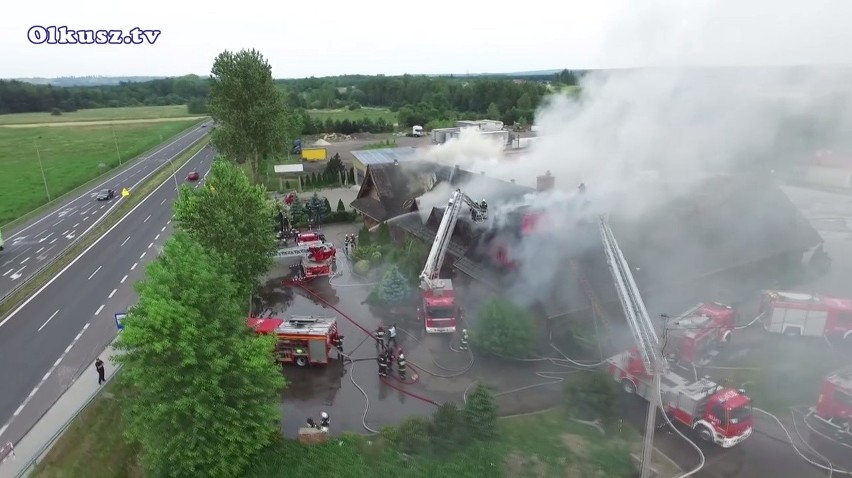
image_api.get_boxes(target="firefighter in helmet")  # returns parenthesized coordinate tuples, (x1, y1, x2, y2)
(378, 351, 388, 377)
(375, 326, 386, 352)
(459, 329, 469, 350)
(332, 333, 344, 357)
(397, 347, 407, 381)
(306, 417, 320, 430)
(319, 412, 330, 431)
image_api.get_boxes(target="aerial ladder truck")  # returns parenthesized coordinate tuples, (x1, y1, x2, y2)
(597, 215, 753, 466)
(417, 189, 488, 333)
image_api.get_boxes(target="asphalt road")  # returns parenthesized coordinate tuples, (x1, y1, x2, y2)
(0, 121, 212, 301)
(0, 145, 217, 446)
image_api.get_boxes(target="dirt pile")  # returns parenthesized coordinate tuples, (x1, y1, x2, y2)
(297, 428, 329, 445)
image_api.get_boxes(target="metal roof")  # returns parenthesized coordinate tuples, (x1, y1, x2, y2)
(351, 147, 419, 166)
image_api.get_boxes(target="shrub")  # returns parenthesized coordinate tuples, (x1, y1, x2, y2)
(354, 260, 371, 275)
(564, 372, 620, 427)
(463, 384, 499, 440)
(358, 224, 372, 247)
(430, 403, 469, 453)
(376, 222, 392, 245)
(472, 296, 535, 357)
(394, 416, 432, 455)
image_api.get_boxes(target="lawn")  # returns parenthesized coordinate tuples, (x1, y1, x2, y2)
(0, 120, 200, 225)
(307, 107, 396, 123)
(0, 106, 199, 125)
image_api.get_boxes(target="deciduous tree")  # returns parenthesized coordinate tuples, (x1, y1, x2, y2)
(173, 157, 277, 294)
(208, 49, 300, 182)
(472, 296, 535, 357)
(113, 232, 285, 478)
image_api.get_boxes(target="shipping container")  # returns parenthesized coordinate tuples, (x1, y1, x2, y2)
(301, 147, 327, 162)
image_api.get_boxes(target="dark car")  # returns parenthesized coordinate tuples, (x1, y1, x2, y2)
(96, 189, 115, 201)
(187, 171, 200, 181)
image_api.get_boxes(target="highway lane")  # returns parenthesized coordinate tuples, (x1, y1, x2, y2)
(0, 145, 217, 444)
(0, 121, 212, 300)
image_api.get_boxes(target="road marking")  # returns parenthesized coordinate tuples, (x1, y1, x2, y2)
(81, 207, 92, 215)
(2, 269, 12, 277)
(161, 198, 167, 205)
(121, 274, 128, 283)
(64, 343, 73, 354)
(0, 145, 212, 330)
(167, 220, 171, 224)
(95, 304, 104, 316)
(66, 230, 76, 239)
(38, 309, 60, 332)
(39, 232, 54, 243)
(50, 238, 58, 244)
(53, 220, 62, 227)
(10, 266, 26, 280)
(73, 222, 79, 228)
(161, 226, 166, 232)
(88, 265, 102, 280)
(36, 247, 44, 253)
(148, 242, 154, 249)
(109, 288, 117, 298)
(42, 372, 50, 381)
(13, 403, 25, 417)
(20, 257, 29, 264)
(82, 216, 89, 221)
(144, 214, 151, 223)
(155, 234, 160, 240)
(28, 388, 38, 398)
(131, 262, 138, 270)
(61, 230, 69, 236)
(140, 252, 146, 259)
(121, 236, 131, 247)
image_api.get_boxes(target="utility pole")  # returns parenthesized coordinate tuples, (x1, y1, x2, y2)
(112, 125, 122, 165)
(34, 140, 51, 201)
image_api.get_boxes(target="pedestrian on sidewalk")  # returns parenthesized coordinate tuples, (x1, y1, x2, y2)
(95, 358, 105, 385)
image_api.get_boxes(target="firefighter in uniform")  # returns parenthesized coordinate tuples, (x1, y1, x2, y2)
(387, 324, 398, 348)
(378, 351, 388, 377)
(459, 329, 469, 350)
(385, 347, 395, 370)
(397, 348, 407, 381)
(332, 333, 344, 358)
(320, 412, 330, 432)
(375, 326, 386, 352)
(306, 417, 320, 430)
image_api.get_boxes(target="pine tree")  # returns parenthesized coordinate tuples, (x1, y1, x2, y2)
(322, 197, 332, 216)
(379, 264, 410, 304)
(336, 198, 346, 212)
(349, 167, 356, 184)
(358, 224, 372, 247)
(376, 222, 392, 245)
(463, 383, 499, 440)
(303, 174, 312, 187)
(311, 172, 318, 185)
(289, 198, 306, 225)
(305, 192, 328, 225)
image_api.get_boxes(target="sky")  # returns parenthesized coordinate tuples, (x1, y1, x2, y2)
(1, 0, 851, 78)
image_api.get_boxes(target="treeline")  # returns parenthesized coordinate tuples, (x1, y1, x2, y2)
(297, 111, 394, 135)
(0, 75, 209, 114)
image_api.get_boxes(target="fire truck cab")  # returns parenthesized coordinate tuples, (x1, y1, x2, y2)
(608, 348, 753, 447)
(666, 302, 736, 365)
(758, 290, 852, 340)
(248, 316, 340, 367)
(812, 365, 852, 437)
(274, 231, 337, 281)
(418, 281, 459, 333)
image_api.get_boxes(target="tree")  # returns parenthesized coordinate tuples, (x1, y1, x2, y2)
(430, 402, 468, 453)
(358, 224, 372, 247)
(376, 222, 392, 245)
(208, 49, 300, 182)
(348, 167, 356, 184)
(324, 153, 345, 184)
(288, 198, 307, 225)
(173, 157, 277, 295)
(463, 384, 499, 440)
(113, 232, 285, 478)
(187, 98, 208, 114)
(336, 198, 346, 212)
(472, 296, 535, 357)
(564, 372, 620, 427)
(516, 93, 532, 111)
(304, 193, 329, 225)
(486, 102, 501, 120)
(378, 264, 410, 304)
(322, 197, 332, 217)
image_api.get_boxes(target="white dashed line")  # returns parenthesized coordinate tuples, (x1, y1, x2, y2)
(53, 357, 62, 367)
(155, 234, 160, 240)
(88, 265, 102, 280)
(73, 223, 79, 228)
(50, 238, 58, 244)
(38, 310, 59, 332)
(121, 236, 131, 247)
(161, 226, 166, 232)
(167, 220, 171, 224)
(53, 220, 62, 227)
(21, 257, 29, 264)
(131, 262, 138, 270)
(144, 214, 151, 223)
(2, 269, 12, 277)
(140, 252, 146, 259)
(61, 230, 69, 236)
(161, 198, 167, 205)
(36, 247, 44, 254)
(95, 304, 104, 316)
(148, 242, 153, 249)
(109, 288, 117, 299)
(121, 274, 128, 283)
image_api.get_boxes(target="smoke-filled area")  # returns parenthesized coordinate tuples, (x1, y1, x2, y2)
(407, 66, 851, 311)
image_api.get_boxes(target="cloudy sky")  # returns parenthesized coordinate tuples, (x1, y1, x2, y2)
(1, 0, 850, 78)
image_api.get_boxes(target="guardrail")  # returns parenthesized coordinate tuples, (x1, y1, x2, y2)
(13, 364, 124, 478)
(0, 128, 209, 307)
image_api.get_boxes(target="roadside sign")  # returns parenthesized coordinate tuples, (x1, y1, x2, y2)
(115, 312, 127, 331)
(121, 188, 130, 197)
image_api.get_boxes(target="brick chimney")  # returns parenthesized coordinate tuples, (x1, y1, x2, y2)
(536, 170, 555, 192)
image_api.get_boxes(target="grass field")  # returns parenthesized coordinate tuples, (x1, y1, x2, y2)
(0, 106, 198, 125)
(0, 120, 199, 225)
(307, 107, 396, 123)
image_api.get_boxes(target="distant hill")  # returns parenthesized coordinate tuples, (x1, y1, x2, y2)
(9, 76, 168, 86)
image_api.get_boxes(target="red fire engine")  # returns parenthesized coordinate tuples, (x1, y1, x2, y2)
(247, 316, 340, 367)
(664, 302, 736, 365)
(417, 189, 488, 333)
(274, 231, 337, 280)
(758, 290, 852, 340)
(806, 365, 852, 442)
(609, 348, 754, 447)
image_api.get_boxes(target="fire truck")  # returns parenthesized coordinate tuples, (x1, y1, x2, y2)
(664, 302, 736, 365)
(608, 347, 754, 447)
(758, 290, 852, 340)
(804, 365, 852, 442)
(274, 231, 337, 280)
(248, 315, 341, 367)
(417, 189, 488, 333)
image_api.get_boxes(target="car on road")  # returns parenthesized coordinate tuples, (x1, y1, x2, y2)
(96, 189, 115, 201)
(187, 171, 200, 181)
